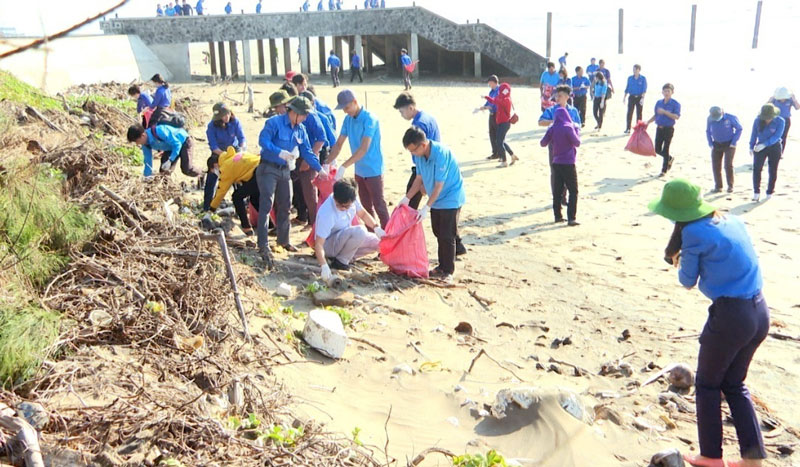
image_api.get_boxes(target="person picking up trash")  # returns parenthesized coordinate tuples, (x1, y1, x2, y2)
(315, 180, 384, 283)
(400, 126, 465, 283)
(206, 147, 261, 236)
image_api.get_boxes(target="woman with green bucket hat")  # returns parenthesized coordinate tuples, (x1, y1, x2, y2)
(649, 179, 768, 467)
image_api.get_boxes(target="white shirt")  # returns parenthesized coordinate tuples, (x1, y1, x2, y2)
(315, 196, 362, 239)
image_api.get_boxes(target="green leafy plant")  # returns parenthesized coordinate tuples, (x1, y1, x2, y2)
(244, 413, 261, 429)
(452, 450, 508, 467)
(111, 144, 143, 166)
(305, 281, 327, 294)
(326, 306, 352, 326)
(259, 424, 304, 447)
(227, 415, 242, 430)
(158, 459, 186, 467)
(352, 426, 363, 446)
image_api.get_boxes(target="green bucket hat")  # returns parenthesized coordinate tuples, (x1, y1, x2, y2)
(268, 90, 292, 109)
(759, 104, 780, 121)
(287, 96, 314, 115)
(648, 178, 716, 222)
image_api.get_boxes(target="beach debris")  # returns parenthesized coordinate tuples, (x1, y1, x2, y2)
(660, 414, 678, 429)
(642, 362, 694, 390)
(593, 404, 623, 425)
(600, 360, 633, 377)
(454, 321, 473, 334)
(777, 445, 794, 456)
(419, 361, 443, 373)
(551, 336, 572, 348)
(633, 416, 665, 433)
(88, 309, 113, 327)
(312, 289, 355, 307)
(490, 387, 587, 423)
(619, 329, 631, 341)
(647, 448, 685, 467)
(175, 334, 205, 353)
(392, 364, 414, 375)
(302, 309, 349, 359)
(548, 357, 589, 377)
(658, 392, 695, 414)
(446, 416, 460, 427)
(16, 401, 49, 431)
(227, 379, 244, 408)
(454, 385, 465, 393)
(275, 282, 293, 297)
(466, 349, 526, 382)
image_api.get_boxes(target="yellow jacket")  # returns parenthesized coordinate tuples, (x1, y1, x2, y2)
(210, 147, 261, 210)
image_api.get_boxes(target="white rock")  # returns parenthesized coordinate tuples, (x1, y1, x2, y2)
(392, 364, 414, 375)
(453, 384, 465, 393)
(302, 309, 349, 359)
(446, 417, 459, 427)
(431, 325, 444, 333)
(276, 283, 293, 297)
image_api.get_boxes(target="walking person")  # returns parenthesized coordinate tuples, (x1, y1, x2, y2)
(350, 50, 364, 83)
(225, 2, 232, 13)
(597, 59, 614, 97)
(328, 89, 390, 228)
(256, 0, 262, 13)
(647, 83, 681, 176)
(541, 107, 581, 226)
(195, 0, 204, 14)
(540, 61, 560, 111)
(558, 52, 568, 71)
(148, 73, 172, 128)
(483, 83, 516, 168)
(749, 104, 785, 202)
(539, 84, 581, 207)
(478, 75, 516, 161)
(623, 64, 647, 133)
(767, 87, 799, 154)
(586, 58, 599, 84)
(327, 50, 341, 87)
(156, 4, 164, 16)
(592, 72, 608, 129)
(315, 180, 384, 281)
(255, 96, 327, 268)
(182, 0, 193, 15)
(400, 48, 413, 90)
(706, 106, 742, 193)
(648, 178, 768, 467)
(401, 127, 466, 284)
(571, 66, 591, 128)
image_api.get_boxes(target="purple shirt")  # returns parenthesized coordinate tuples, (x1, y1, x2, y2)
(539, 107, 581, 164)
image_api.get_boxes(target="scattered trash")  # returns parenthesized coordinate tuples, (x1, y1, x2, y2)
(16, 401, 49, 430)
(633, 416, 665, 433)
(446, 417, 460, 427)
(490, 387, 587, 423)
(392, 364, 414, 375)
(658, 392, 695, 414)
(312, 290, 355, 308)
(419, 361, 443, 373)
(302, 309, 349, 359)
(88, 309, 113, 327)
(647, 448, 685, 467)
(454, 321, 473, 334)
(593, 404, 623, 425)
(642, 362, 694, 390)
(551, 336, 572, 348)
(276, 283, 293, 297)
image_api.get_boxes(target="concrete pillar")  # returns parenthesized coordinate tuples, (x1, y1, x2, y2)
(269, 38, 278, 76)
(257, 40, 265, 74)
(242, 40, 252, 82)
(334, 36, 343, 62)
(299, 36, 310, 74)
(364, 38, 373, 72)
(218, 41, 227, 77)
(462, 52, 469, 77)
(436, 47, 444, 74)
(473, 51, 481, 78)
(128, 36, 192, 82)
(318, 37, 327, 76)
(409, 33, 419, 78)
(282, 37, 292, 74)
(229, 41, 239, 78)
(209, 41, 217, 75)
(354, 34, 363, 73)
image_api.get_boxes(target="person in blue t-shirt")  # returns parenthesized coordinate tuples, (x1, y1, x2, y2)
(647, 83, 681, 176)
(400, 48, 413, 90)
(148, 74, 172, 128)
(350, 50, 363, 83)
(570, 66, 591, 127)
(127, 123, 201, 179)
(705, 106, 742, 193)
(648, 178, 768, 467)
(558, 52, 568, 70)
(302, 0, 310, 11)
(181, 1, 192, 15)
(767, 87, 799, 154)
(477, 75, 516, 162)
(401, 127, 466, 282)
(393, 92, 438, 210)
(591, 72, 608, 129)
(317, 0, 323, 10)
(225, 2, 232, 13)
(749, 104, 785, 202)
(327, 50, 341, 87)
(256, 0, 262, 12)
(173, 1, 182, 15)
(328, 89, 389, 228)
(195, 0, 204, 15)
(586, 58, 599, 84)
(128, 85, 153, 117)
(623, 64, 647, 133)
(539, 61, 559, 110)
(156, 4, 164, 16)
(165, 3, 175, 16)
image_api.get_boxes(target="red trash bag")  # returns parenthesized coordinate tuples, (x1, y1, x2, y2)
(379, 205, 429, 278)
(306, 169, 357, 248)
(247, 203, 258, 228)
(625, 121, 657, 156)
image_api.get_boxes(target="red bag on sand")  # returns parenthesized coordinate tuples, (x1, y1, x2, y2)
(625, 121, 657, 156)
(247, 203, 258, 228)
(306, 168, 360, 248)
(379, 205, 429, 278)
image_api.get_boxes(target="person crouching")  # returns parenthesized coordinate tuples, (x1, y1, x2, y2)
(315, 180, 385, 283)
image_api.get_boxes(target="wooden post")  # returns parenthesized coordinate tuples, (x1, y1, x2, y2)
(409, 33, 419, 78)
(257, 40, 265, 74)
(689, 4, 697, 52)
(269, 38, 278, 76)
(618, 9, 624, 54)
(214, 230, 251, 341)
(752, 0, 763, 49)
(299, 36, 310, 74)
(282, 37, 292, 74)
(209, 41, 217, 75)
(218, 41, 227, 77)
(242, 40, 252, 82)
(229, 41, 239, 78)
(364, 37, 372, 73)
(546, 12, 552, 59)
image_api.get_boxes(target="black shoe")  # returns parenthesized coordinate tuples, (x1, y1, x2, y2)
(568, 220, 580, 227)
(487, 154, 499, 160)
(666, 156, 675, 171)
(624, 129, 631, 134)
(429, 267, 445, 277)
(554, 218, 566, 224)
(456, 242, 467, 256)
(329, 257, 350, 271)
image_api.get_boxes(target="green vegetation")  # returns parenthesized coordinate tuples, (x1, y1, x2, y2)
(0, 70, 62, 110)
(262, 424, 304, 447)
(452, 451, 508, 467)
(0, 304, 60, 387)
(111, 144, 143, 166)
(351, 427, 363, 446)
(305, 281, 327, 294)
(326, 306, 352, 327)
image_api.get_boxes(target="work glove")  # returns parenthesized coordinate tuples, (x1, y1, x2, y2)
(320, 264, 332, 282)
(399, 196, 410, 206)
(278, 150, 294, 162)
(335, 165, 347, 181)
(416, 205, 429, 223)
(374, 227, 386, 239)
(161, 159, 172, 171)
(754, 143, 766, 152)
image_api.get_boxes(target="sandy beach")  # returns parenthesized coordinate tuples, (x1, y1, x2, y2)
(144, 73, 800, 466)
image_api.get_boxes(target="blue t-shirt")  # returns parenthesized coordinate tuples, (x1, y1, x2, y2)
(225, 4, 232, 13)
(539, 104, 581, 125)
(327, 55, 341, 68)
(586, 64, 599, 78)
(316, 99, 336, 130)
(540, 71, 560, 87)
(593, 82, 608, 99)
(625, 74, 647, 96)
(570, 76, 591, 97)
(749, 116, 785, 150)
(195, 0, 203, 14)
(654, 98, 681, 127)
(136, 92, 154, 113)
(256, 3, 262, 12)
(151, 85, 171, 109)
(206, 117, 246, 152)
(485, 87, 499, 113)
(706, 113, 742, 146)
(679, 215, 762, 300)
(258, 114, 322, 171)
(400, 54, 412, 67)
(142, 125, 189, 176)
(351, 54, 361, 68)
(412, 141, 465, 210)
(341, 108, 384, 177)
(771, 98, 794, 119)
(412, 110, 440, 142)
(558, 55, 567, 67)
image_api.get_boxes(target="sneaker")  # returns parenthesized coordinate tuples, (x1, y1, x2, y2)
(624, 129, 631, 134)
(509, 155, 520, 166)
(554, 218, 566, 224)
(666, 156, 675, 171)
(329, 257, 351, 271)
(160, 159, 172, 171)
(440, 274, 454, 285)
(765, 193, 773, 200)
(568, 220, 580, 227)
(497, 161, 509, 168)
(752, 193, 760, 202)
(727, 187, 734, 193)
(710, 187, 722, 194)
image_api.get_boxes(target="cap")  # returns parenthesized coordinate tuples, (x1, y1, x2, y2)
(393, 91, 415, 109)
(335, 89, 356, 110)
(287, 96, 314, 115)
(708, 106, 723, 121)
(774, 87, 792, 100)
(212, 102, 231, 121)
(269, 90, 292, 109)
(285, 70, 297, 81)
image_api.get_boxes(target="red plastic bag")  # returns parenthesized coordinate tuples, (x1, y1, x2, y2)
(625, 121, 657, 156)
(306, 169, 360, 248)
(379, 205, 429, 278)
(247, 203, 258, 228)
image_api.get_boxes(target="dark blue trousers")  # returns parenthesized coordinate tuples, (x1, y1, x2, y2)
(696, 292, 769, 459)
